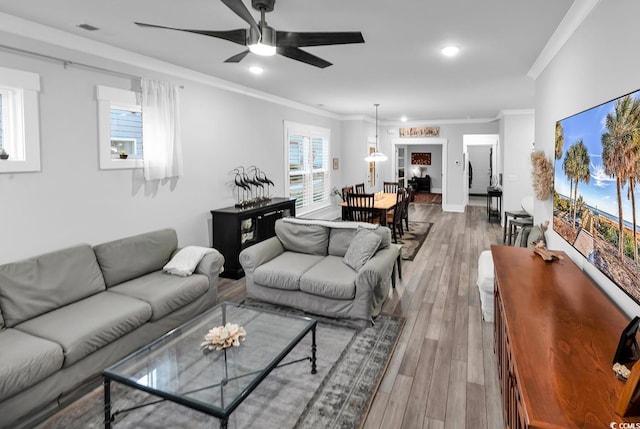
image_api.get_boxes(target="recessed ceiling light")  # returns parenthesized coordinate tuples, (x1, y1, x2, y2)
(249, 66, 264, 75)
(401, 116, 408, 122)
(441, 45, 461, 57)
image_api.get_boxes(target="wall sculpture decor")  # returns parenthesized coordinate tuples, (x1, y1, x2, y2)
(230, 165, 274, 208)
(399, 127, 440, 138)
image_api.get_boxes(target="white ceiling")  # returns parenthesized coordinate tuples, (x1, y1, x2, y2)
(0, 0, 576, 121)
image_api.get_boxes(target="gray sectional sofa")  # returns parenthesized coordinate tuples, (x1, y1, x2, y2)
(0, 228, 224, 429)
(239, 218, 400, 325)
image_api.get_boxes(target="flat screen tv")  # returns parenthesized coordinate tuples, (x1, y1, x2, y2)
(554, 88, 640, 305)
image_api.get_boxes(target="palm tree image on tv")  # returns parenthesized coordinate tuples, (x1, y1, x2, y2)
(554, 91, 640, 304)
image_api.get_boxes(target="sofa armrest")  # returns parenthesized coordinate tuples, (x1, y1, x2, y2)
(239, 237, 285, 275)
(357, 246, 398, 286)
(194, 249, 225, 286)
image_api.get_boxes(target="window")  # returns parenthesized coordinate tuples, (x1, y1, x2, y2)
(284, 121, 331, 214)
(97, 85, 144, 169)
(0, 66, 41, 173)
(110, 108, 143, 159)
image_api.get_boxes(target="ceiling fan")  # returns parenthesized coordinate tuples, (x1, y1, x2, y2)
(135, 0, 365, 68)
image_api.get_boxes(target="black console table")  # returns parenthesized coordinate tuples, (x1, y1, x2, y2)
(211, 198, 296, 279)
(408, 176, 430, 193)
(486, 187, 502, 222)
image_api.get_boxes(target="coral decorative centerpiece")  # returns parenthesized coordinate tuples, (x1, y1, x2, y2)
(201, 323, 247, 352)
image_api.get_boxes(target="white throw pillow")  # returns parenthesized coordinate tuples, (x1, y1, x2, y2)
(163, 246, 215, 277)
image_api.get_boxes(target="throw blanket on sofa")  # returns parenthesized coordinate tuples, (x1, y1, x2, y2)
(163, 246, 215, 277)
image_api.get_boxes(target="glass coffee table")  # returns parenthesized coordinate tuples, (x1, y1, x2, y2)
(103, 302, 317, 428)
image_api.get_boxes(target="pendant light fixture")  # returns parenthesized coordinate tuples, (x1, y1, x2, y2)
(365, 103, 388, 163)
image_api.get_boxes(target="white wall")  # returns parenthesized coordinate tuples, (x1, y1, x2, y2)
(0, 40, 342, 263)
(535, 1, 640, 317)
(408, 145, 443, 192)
(501, 112, 535, 213)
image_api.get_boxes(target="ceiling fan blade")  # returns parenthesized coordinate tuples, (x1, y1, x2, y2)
(277, 47, 332, 69)
(224, 50, 250, 63)
(220, 0, 259, 33)
(135, 22, 247, 45)
(276, 31, 365, 48)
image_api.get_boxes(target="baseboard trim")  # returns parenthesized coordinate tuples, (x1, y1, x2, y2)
(443, 204, 465, 213)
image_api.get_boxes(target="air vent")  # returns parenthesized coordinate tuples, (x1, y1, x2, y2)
(77, 23, 100, 31)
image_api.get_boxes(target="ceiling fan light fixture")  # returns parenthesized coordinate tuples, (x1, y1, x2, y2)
(249, 42, 276, 56)
(248, 25, 276, 56)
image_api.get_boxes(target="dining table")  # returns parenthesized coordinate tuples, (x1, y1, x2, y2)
(340, 192, 397, 226)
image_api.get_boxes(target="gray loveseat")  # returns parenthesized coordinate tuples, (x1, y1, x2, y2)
(239, 218, 400, 325)
(0, 228, 224, 429)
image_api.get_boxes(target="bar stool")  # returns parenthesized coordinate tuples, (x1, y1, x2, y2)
(503, 210, 531, 243)
(508, 217, 534, 246)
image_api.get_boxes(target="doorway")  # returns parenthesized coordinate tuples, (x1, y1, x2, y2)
(392, 137, 448, 208)
(463, 134, 499, 208)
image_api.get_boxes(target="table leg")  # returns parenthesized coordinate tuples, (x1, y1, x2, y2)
(220, 417, 228, 429)
(503, 213, 508, 243)
(341, 206, 348, 221)
(103, 378, 112, 429)
(311, 325, 317, 375)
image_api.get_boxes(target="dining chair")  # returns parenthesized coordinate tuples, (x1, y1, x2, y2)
(346, 192, 380, 224)
(383, 181, 399, 193)
(386, 189, 406, 243)
(341, 185, 354, 201)
(354, 183, 365, 193)
(402, 186, 414, 231)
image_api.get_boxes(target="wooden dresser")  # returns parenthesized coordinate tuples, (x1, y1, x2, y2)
(491, 245, 635, 428)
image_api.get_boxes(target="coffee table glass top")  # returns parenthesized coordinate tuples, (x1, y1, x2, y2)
(103, 302, 316, 419)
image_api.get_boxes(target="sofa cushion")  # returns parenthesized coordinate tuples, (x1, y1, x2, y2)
(0, 329, 64, 401)
(0, 244, 106, 328)
(343, 228, 382, 271)
(300, 256, 357, 300)
(15, 291, 152, 367)
(94, 228, 178, 287)
(275, 220, 328, 255)
(254, 252, 324, 291)
(109, 271, 209, 321)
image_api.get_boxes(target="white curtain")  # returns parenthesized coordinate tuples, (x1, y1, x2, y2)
(141, 79, 183, 181)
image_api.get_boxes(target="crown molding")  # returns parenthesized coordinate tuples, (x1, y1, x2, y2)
(528, 0, 601, 79)
(496, 109, 535, 119)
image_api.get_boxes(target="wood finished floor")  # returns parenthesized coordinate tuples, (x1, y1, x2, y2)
(217, 204, 505, 429)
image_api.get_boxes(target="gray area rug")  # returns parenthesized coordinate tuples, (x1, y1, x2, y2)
(400, 221, 433, 261)
(39, 314, 404, 429)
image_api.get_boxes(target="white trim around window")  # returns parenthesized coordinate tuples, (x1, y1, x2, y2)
(0, 66, 41, 173)
(96, 85, 143, 170)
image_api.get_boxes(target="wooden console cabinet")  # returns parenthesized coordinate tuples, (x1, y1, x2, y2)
(211, 198, 295, 279)
(491, 245, 634, 428)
